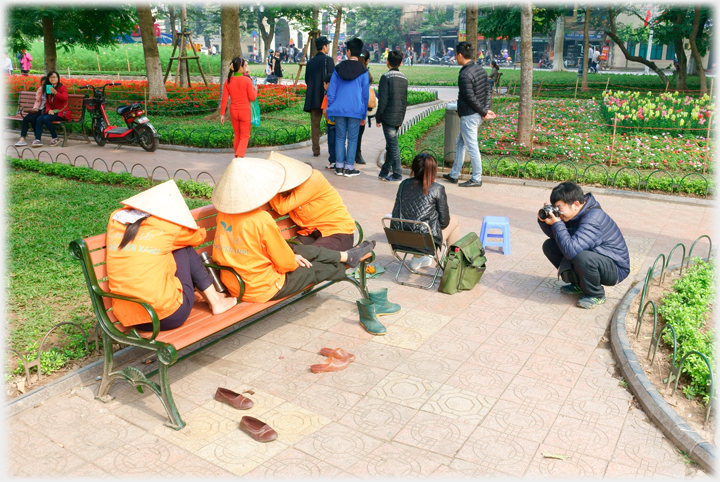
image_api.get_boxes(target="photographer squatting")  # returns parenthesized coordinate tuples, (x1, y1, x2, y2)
(538, 182, 630, 309)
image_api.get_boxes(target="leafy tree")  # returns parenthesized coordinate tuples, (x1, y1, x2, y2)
(6, 6, 137, 73)
(477, 5, 563, 40)
(418, 4, 454, 53)
(351, 6, 405, 49)
(242, 5, 314, 61)
(186, 3, 222, 48)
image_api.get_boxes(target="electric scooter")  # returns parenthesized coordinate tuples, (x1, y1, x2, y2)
(80, 82, 159, 152)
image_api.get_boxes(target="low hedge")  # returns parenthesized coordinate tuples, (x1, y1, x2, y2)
(398, 108, 446, 164)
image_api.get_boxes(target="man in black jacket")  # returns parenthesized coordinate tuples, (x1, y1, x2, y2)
(377, 50, 408, 182)
(304, 36, 335, 157)
(443, 41, 493, 188)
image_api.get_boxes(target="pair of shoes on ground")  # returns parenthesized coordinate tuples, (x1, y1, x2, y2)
(560, 283, 606, 309)
(215, 387, 278, 442)
(378, 173, 402, 182)
(442, 173, 482, 187)
(357, 288, 401, 336)
(407, 255, 433, 271)
(311, 347, 355, 373)
(335, 167, 361, 177)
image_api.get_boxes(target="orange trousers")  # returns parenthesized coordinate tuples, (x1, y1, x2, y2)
(230, 107, 251, 157)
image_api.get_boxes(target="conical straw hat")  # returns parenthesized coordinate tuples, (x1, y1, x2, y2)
(120, 180, 198, 230)
(211, 157, 286, 214)
(266, 151, 313, 191)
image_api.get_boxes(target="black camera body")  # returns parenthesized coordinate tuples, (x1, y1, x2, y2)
(538, 204, 561, 220)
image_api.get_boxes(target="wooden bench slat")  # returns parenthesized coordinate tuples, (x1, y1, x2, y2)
(85, 233, 107, 251)
(195, 216, 218, 230)
(95, 264, 108, 281)
(89, 248, 106, 266)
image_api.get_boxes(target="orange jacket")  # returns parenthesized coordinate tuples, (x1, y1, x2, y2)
(269, 170, 355, 237)
(212, 208, 297, 303)
(106, 208, 206, 326)
(220, 75, 257, 115)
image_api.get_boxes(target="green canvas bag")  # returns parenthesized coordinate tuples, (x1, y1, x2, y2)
(438, 232, 487, 294)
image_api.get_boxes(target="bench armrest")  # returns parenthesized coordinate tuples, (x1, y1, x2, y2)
(355, 221, 364, 246)
(92, 287, 162, 341)
(204, 263, 246, 300)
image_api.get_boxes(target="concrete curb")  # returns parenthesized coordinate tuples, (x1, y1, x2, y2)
(610, 263, 717, 474)
(157, 135, 328, 154)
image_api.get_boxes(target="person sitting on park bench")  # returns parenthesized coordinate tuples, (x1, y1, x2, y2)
(538, 181, 630, 309)
(105, 180, 237, 331)
(267, 152, 356, 252)
(210, 157, 375, 304)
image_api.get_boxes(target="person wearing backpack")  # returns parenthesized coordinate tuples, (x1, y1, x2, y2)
(354, 50, 376, 166)
(376, 50, 408, 182)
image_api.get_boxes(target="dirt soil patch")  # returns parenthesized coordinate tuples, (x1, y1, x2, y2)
(626, 267, 716, 446)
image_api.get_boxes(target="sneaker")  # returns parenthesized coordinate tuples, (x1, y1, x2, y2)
(31, 140, 42, 147)
(443, 173, 458, 183)
(355, 154, 366, 165)
(408, 255, 433, 271)
(325, 163, 335, 170)
(14, 140, 27, 147)
(343, 168, 361, 177)
(459, 179, 482, 187)
(560, 284, 583, 295)
(383, 174, 402, 182)
(335, 167, 344, 176)
(378, 171, 388, 180)
(49, 138, 59, 146)
(577, 295, 606, 309)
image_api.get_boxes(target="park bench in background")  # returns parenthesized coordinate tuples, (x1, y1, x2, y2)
(69, 203, 373, 430)
(5, 91, 89, 146)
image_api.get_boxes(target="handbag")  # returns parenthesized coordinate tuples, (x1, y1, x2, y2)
(250, 98, 261, 127)
(265, 73, 278, 84)
(438, 232, 487, 295)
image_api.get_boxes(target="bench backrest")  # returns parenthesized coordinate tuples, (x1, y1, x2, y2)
(16, 91, 85, 122)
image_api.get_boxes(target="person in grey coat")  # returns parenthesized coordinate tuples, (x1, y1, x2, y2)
(538, 182, 630, 309)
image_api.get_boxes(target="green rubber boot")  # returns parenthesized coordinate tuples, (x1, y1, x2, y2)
(368, 288, 401, 316)
(356, 299, 387, 336)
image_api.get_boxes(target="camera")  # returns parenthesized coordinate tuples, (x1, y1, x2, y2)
(538, 204, 561, 220)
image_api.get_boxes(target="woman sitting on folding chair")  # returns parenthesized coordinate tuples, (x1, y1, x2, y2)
(390, 153, 459, 270)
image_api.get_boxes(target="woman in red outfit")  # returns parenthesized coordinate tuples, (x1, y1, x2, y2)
(33, 71, 70, 147)
(220, 57, 257, 158)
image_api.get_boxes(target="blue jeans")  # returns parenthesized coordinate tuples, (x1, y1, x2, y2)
(327, 123, 336, 164)
(334, 116, 361, 170)
(35, 113, 63, 140)
(379, 124, 401, 177)
(449, 113, 483, 182)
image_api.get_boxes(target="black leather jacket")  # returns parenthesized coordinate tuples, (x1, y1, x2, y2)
(376, 68, 408, 127)
(390, 179, 450, 247)
(457, 61, 489, 117)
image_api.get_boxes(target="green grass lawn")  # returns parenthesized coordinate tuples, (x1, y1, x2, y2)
(6, 168, 208, 377)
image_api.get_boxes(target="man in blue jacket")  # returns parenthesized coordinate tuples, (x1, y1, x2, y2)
(538, 182, 630, 309)
(327, 37, 369, 178)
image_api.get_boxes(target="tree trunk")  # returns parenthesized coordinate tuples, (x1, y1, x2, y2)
(178, 3, 189, 87)
(688, 5, 707, 94)
(517, 3, 533, 144)
(207, 5, 240, 119)
(674, 37, 688, 91)
(332, 6, 343, 59)
(466, 5, 478, 60)
(42, 15, 57, 73)
(168, 5, 177, 47)
(258, 12, 275, 61)
(309, 6, 320, 58)
(581, 5, 590, 91)
(606, 7, 669, 86)
(137, 3, 167, 100)
(553, 15, 565, 71)
(438, 29, 445, 54)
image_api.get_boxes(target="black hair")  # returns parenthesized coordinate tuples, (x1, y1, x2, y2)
(118, 217, 145, 250)
(44, 71, 62, 89)
(455, 42, 472, 61)
(550, 181, 585, 205)
(323, 73, 332, 84)
(387, 50, 403, 68)
(227, 57, 246, 83)
(359, 49, 370, 63)
(411, 153, 437, 195)
(491, 60, 499, 70)
(345, 37, 364, 57)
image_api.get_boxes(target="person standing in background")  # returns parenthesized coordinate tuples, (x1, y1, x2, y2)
(19, 49, 32, 76)
(303, 36, 334, 157)
(220, 57, 257, 158)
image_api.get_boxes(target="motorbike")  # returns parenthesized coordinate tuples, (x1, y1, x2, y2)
(538, 56, 552, 69)
(80, 82, 159, 152)
(427, 55, 442, 64)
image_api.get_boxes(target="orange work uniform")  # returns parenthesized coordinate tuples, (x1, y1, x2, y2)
(212, 208, 297, 303)
(220, 74, 257, 157)
(269, 170, 355, 237)
(105, 208, 206, 327)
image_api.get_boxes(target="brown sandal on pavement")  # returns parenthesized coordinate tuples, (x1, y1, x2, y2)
(214, 387, 254, 410)
(239, 416, 278, 442)
(319, 347, 356, 363)
(310, 355, 351, 373)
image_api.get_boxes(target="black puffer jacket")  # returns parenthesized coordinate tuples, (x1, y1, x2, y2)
(390, 178, 450, 247)
(376, 68, 408, 127)
(457, 60, 489, 118)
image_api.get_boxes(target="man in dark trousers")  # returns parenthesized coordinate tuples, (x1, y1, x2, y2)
(304, 36, 335, 157)
(376, 50, 408, 182)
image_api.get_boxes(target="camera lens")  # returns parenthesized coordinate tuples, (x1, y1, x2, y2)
(538, 208, 548, 220)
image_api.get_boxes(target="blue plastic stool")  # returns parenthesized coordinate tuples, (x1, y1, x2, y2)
(479, 216, 511, 255)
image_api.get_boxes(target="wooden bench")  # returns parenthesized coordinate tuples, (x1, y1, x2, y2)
(5, 91, 89, 146)
(69, 203, 373, 430)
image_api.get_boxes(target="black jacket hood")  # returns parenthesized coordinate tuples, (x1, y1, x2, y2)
(335, 59, 367, 81)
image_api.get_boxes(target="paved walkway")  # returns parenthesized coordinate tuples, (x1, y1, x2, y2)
(6, 92, 714, 478)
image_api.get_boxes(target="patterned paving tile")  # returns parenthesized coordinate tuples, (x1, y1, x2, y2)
(247, 370, 314, 401)
(573, 366, 634, 401)
(258, 323, 325, 349)
(202, 389, 286, 420)
(367, 371, 441, 409)
(194, 429, 288, 476)
(346, 441, 443, 477)
(372, 323, 436, 350)
(352, 339, 412, 370)
(415, 331, 483, 363)
(533, 334, 598, 366)
(255, 401, 331, 444)
(483, 326, 546, 353)
(223, 339, 295, 371)
(337, 395, 418, 441)
(315, 361, 389, 396)
(7, 419, 87, 477)
(518, 353, 586, 388)
(152, 406, 237, 453)
(499, 313, 556, 336)
(468, 341, 534, 375)
(300, 330, 370, 353)
(267, 348, 327, 382)
(480, 399, 558, 443)
(526, 443, 609, 478)
(559, 387, 630, 427)
(394, 349, 464, 384)
(420, 384, 495, 424)
(499, 374, 572, 414)
(445, 360, 515, 399)
(293, 421, 384, 469)
(393, 409, 476, 457)
(455, 426, 540, 477)
(245, 446, 345, 478)
(543, 414, 623, 461)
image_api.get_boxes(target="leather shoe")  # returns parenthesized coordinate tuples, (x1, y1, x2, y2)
(239, 416, 278, 442)
(310, 355, 351, 373)
(459, 179, 482, 187)
(319, 348, 356, 362)
(214, 387, 254, 410)
(313, 151, 320, 157)
(443, 173, 458, 184)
